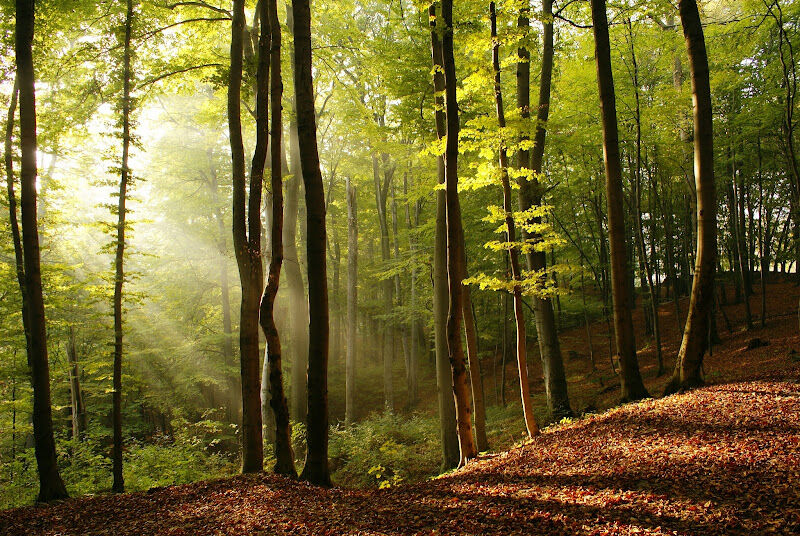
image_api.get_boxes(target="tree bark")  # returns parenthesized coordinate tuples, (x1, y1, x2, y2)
(590, 0, 649, 402)
(111, 0, 134, 493)
(491, 2, 539, 438)
(293, 0, 331, 487)
(286, 114, 309, 423)
(626, 20, 663, 376)
(257, 0, 295, 477)
(516, 0, 573, 421)
(67, 327, 87, 442)
(15, 0, 69, 502)
(345, 177, 358, 427)
(429, 1, 460, 471)
(665, 0, 717, 395)
(229, 0, 266, 473)
(442, 0, 477, 467)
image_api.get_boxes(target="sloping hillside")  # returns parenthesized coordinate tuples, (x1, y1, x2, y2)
(3, 365, 799, 535)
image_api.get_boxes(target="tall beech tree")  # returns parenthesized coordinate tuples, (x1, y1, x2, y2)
(258, 0, 295, 477)
(665, 0, 717, 394)
(111, 0, 134, 494)
(429, 1, 460, 471)
(228, 0, 268, 473)
(442, 0, 477, 466)
(15, 0, 69, 502)
(490, 1, 538, 438)
(293, 0, 332, 487)
(590, 0, 649, 402)
(517, 0, 573, 421)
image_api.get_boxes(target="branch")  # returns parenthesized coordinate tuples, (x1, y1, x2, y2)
(136, 63, 223, 89)
(554, 13, 592, 29)
(138, 17, 230, 41)
(164, 1, 230, 17)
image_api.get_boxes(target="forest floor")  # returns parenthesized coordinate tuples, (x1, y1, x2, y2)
(2, 277, 800, 535)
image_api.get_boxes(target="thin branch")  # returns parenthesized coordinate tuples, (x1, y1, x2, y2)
(136, 63, 223, 90)
(164, 1, 230, 16)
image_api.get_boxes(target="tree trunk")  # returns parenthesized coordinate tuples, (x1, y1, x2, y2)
(15, 0, 69, 502)
(286, 116, 309, 423)
(229, 0, 266, 474)
(257, 0, 295, 477)
(590, 0, 649, 402)
(491, 2, 539, 438)
(429, 1, 460, 471)
(345, 177, 358, 427)
(442, 0, 477, 467)
(403, 172, 420, 407)
(626, 20, 663, 376)
(111, 0, 134, 493)
(516, 0, 573, 421)
(67, 327, 87, 442)
(293, 0, 331, 487)
(665, 0, 717, 395)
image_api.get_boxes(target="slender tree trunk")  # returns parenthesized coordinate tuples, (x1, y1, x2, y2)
(429, 1, 460, 471)
(731, 146, 752, 329)
(441, 0, 477, 467)
(516, 0, 572, 420)
(626, 21, 663, 375)
(665, 0, 717, 395)
(257, 0, 295, 477)
(404, 172, 420, 407)
(15, 0, 69, 502)
(491, 2, 539, 438)
(590, 0, 649, 402)
(66, 327, 87, 442)
(293, 0, 331, 487)
(345, 177, 358, 427)
(111, 0, 134, 493)
(229, 0, 266, 473)
(758, 138, 767, 327)
(286, 117, 309, 423)
(461, 283, 487, 449)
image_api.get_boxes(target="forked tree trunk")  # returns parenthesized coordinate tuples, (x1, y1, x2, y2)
(229, 0, 266, 473)
(345, 177, 358, 427)
(590, 0, 649, 402)
(259, 0, 295, 477)
(293, 0, 331, 487)
(111, 0, 134, 493)
(665, 0, 717, 395)
(429, 1, 460, 471)
(491, 2, 539, 438)
(516, 0, 573, 421)
(15, 0, 69, 502)
(442, 0, 477, 467)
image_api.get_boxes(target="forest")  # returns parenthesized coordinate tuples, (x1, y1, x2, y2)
(1, 0, 800, 534)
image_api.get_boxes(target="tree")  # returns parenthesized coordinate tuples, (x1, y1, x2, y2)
(259, 0, 295, 477)
(345, 176, 357, 428)
(15, 0, 69, 502)
(228, 0, 267, 474)
(665, 0, 717, 394)
(490, 1, 538, 439)
(111, 0, 135, 493)
(590, 0, 649, 402)
(292, 0, 331, 487)
(428, 0, 459, 471)
(442, 0, 477, 467)
(517, 0, 573, 421)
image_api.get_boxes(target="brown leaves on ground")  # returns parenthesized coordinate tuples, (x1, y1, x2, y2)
(3, 367, 799, 535)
